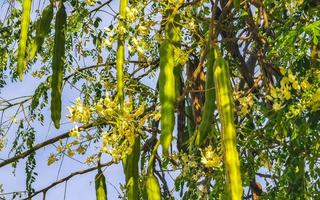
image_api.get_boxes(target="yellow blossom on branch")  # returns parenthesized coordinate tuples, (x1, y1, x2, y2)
(201, 146, 221, 168)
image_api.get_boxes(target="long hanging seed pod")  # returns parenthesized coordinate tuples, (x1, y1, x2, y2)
(213, 48, 243, 199)
(17, 0, 32, 80)
(95, 167, 107, 200)
(115, 0, 140, 199)
(123, 136, 140, 200)
(146, 141, 161, 200)
(159, 38, 175, 156)
(159, 11, 181, 156)
(146, 174, 161, 200)
(28, 3, 54, 61)
(116, 0, 127, 110)
(195, 47, 215, 146)
(51, 2, 66, 129)
(234, 0, 240, 10)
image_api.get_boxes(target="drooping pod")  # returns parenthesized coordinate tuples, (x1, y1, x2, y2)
(28, 3, 54, 61)
(234, 0, 240, 10)
(123, 136, 140, 200)
(159, 14, 181, 156)
(17, 0, 32, 80)
(146, 174, 161, 200)
(116, 0, 128, 110)
(213, 48, 243, 199)
(95, 168, 107, 200)
(159, 38, 175, 156)
(146, 141, 161, 200)
(51, 3, 67, 129)
(195, 46, 216, 146)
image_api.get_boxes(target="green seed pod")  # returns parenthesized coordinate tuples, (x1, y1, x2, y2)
(51, 4, 66, 129)
(159, 16, 181, 156)
(234, 0, 240, 10)
(116, 0, 128, 110)
(95, 169, 107, 200)
(214, 50, 242, 199)
(146, 174, 161, 200)
(123, 136, 140, 200)
(195, 47, 216, 146)
(185, 105, 195, 137)
(159, 38, 175, 156)
(28, 3, 54, 61)
(17, 0, 32, 80)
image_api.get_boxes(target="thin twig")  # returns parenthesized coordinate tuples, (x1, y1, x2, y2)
(22, 161, 114, 200)
(0, 122, 102, 168)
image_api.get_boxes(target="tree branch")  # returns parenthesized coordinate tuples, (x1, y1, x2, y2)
(90, 0, 113, 14)
(0, 122, 101, 168)
(22, 161, 114, 200)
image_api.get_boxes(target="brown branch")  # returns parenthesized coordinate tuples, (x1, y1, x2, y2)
(63, 63, 108, 81)
(0, 97, 31, 111)
(180, 0, 202, 9)
(0, 122, 101, 168)
(63, 60, 157, 81)
(90, 0, 113, 14)
(256, 172, 273, 179)
(22, 161, 114, 200)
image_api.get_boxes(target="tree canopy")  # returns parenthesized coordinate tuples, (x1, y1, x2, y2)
(0, 0, 319, 199)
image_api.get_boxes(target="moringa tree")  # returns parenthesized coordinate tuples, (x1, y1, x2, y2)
(0, 0, 319, 199)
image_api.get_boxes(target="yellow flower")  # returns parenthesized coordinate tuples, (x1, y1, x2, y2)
(0, 136, 6, 151)
(85, 0, 96, 6)
(95, 100, 104, 114)
(266, 95, 273, 101)
(280, 77, 289, 87)
(292, 80, 300, 90)
(48, 154, 57, 166)
(240, 105, 249, 115)
(76, 146, 85, 154)
(273, 102, 282, 111)
(67, 106, 76, 123)
(103, 38, 113, 48)
(67, 148, 74, 157)
(201, 146, 221, 168)
(279, 67, 286, 75)
(137, 25, 148, 35)
(189, 20, 196, 30)
(132, 37, 139, 46)
(56, 145, 64, 153)
(104, 95, 111, 107)
(85, 155, 95, 164)
(69, 126, 80, 137)
(270, 86, 278, 98)
(137, 46, 144, 55)
(283, 88, 291, 100)
(133, 104, 145, 117)
(288, 73, 296, 83)
(289, 106, 300, 117)
(301, 80, 310, 90)
(117, 26, 126, 36)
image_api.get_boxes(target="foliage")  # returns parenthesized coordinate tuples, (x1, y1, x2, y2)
(0, 0, 319, 199)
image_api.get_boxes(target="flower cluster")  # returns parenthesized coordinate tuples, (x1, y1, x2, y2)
(63, 93, 149, 163)
(67, 98, 91, 123)
(266, 69, 310, 112)
(237, 93, 254, 115)
(126, 7, 139, 22)
(200, 145, 221, 168)
(265, 68, 320, 118)
(0, 136, 6, 151)
(85, 0, 97, 6)
(99, 99, 147, 162)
